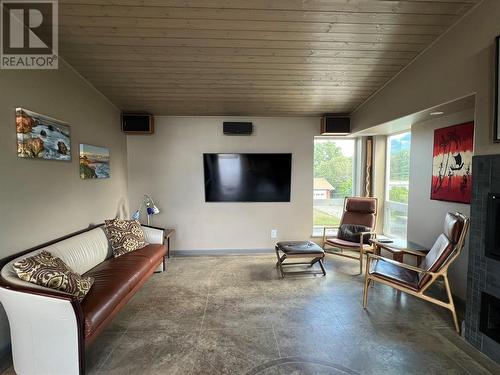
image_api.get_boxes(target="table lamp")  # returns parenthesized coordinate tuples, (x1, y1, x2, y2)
(132, 195, 160, 225)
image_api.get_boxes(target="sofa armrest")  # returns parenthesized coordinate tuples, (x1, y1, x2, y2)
(142, 225, 165, 245)
(0, 285, 83, 374)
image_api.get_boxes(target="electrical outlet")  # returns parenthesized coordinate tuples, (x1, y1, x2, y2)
(271, 229, 278, 239)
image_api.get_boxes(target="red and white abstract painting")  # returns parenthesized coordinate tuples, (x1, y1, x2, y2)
(431, 122, 474, 204)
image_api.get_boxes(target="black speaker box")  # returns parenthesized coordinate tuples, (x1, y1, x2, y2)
(320, 115, 351, 135)
(223, 122, 253, 135)
(122, 113, 154, 134)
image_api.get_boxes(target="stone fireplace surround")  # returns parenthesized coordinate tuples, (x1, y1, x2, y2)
(465, 154, 500, 362)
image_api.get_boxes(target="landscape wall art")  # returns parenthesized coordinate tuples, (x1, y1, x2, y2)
(16, 108, 71, 161)
(79, 144, 110, 180)
(431, 122, 474, 204)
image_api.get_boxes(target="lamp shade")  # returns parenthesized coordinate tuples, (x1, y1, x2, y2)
(132, 195, 160, 225)
(131, 210, 141, 220)
(144, 195, 160, 216)
(147, 205, 160, 215)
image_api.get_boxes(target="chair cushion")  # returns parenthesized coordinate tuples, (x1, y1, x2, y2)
(325, 237, 372, 250)
(276, 241, 324, 255)
(337, 224, 372, 244)
(104, 219, 148, 257)
(444, 212, 464, 244)
(345, 197, 377, 214)
(342, 211, 376, 229)
(417, 212, 466, 288)
(371, 260, 419, 291)
(13, 251, 94, 299)
(417, 234, 453, 288)
(81, 244, 166, 338)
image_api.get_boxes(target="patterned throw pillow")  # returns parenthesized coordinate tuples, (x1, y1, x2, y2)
(13, 251, 94, 299)
(337, 224, 372, 244)
(104, 219, 148, 257)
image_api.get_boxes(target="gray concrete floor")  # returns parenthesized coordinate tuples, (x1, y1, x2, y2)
(4, 254, 500, 374)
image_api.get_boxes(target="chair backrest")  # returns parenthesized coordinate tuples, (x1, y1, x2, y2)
(340, 197, 378, 231)
(418, 212, 469, 288)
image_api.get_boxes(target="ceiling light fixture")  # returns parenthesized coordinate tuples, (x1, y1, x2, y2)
(430, 111, 444, 116)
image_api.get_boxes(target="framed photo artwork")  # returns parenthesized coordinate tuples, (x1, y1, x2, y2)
(16, 108, 71, 161)
(79, 144, 110, 179)
(430, 122, 474, 204)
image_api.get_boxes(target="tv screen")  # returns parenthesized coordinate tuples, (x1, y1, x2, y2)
(203, 153, 292, 202)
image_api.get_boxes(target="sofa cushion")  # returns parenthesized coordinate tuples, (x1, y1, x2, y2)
(49, 227, 112, 274)
(81, 244, 166, 339)
(13, 251, 94, 299)
(1, 227, 112, 295)
(104, 219, 148, 257)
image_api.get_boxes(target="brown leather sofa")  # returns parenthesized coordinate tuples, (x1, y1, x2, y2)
(81, 243, 166, 343)
(0, 224, 166, 375)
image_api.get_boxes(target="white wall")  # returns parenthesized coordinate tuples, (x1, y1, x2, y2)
(351, 0, 500, 157)
(408, 109, 474, 300)
(127, 117, 319, 250)
(0, 62, 128, 355)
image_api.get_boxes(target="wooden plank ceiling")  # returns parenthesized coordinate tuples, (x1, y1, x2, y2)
(59, 0, 480, 116)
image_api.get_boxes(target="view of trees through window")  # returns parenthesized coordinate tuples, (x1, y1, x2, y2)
(313, 139, 355, 233)
(385, 132, 411, 238)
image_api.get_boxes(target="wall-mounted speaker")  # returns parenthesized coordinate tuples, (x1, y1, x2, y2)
(122, 113, 154, 134)
(223, 122, 253, 135)
(320, 115, 351, 135)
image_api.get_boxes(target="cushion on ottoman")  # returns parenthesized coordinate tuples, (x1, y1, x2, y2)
(276, 241, 324, 255)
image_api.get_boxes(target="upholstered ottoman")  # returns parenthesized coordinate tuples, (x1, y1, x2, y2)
(275, 241, 326, 277)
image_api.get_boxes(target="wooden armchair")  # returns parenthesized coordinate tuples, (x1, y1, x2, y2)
(363, 212, 469, 333)
(323, 197, 378, 274)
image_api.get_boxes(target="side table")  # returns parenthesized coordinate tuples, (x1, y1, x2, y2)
(369, 238, 428, 264)
(163, 228, 175, 270)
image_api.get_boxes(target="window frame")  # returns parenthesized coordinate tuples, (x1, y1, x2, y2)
(312, 136, 360, 237)
(383, 131, 411, 239)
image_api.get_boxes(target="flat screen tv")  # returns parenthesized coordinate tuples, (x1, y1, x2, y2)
(203, 153, 292, 202)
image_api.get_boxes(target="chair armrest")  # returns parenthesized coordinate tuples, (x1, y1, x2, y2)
(373, 242, 428, 258)
(397, 248, 428, 257)
(366, 253, 433, 275)
(359, 232, 377, 246)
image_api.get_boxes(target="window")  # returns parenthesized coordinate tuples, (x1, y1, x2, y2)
(384, 132, 411, 238)
(313, 138, 357, 236)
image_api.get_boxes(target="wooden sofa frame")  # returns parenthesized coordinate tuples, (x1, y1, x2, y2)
(0, 224, 166, 375)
